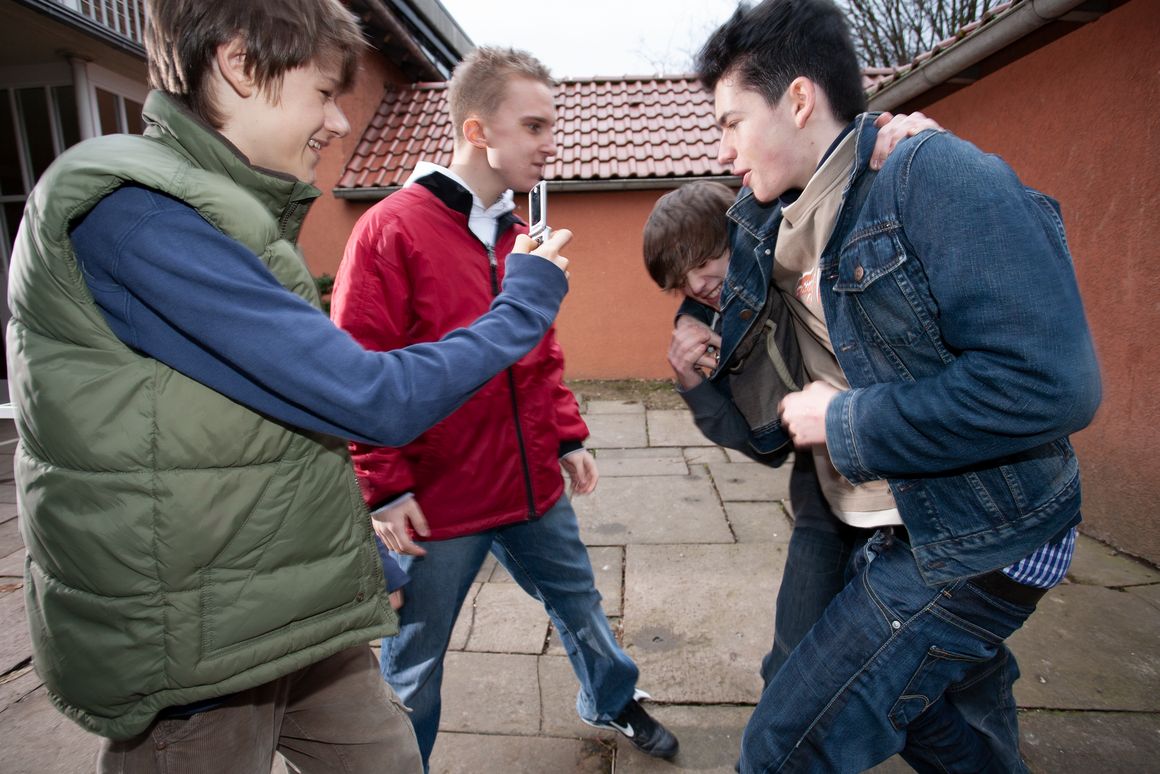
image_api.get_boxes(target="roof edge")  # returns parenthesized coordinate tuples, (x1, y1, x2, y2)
(867, 0, 1091, 110)
(334, 175, 742, 200)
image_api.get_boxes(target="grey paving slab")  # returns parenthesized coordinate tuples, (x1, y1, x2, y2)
(0, 547, 25, 578)
(0, 686, 99, 774)
(438, 652, 541, 735)
(646, 410, 715, 448)
(863, 756, 913, 773)
(573, 474, 734, 546)
(724, 448, 756, 464)
(589, 546, 624, 617)
(488, 545, 623, 617)
(429, 732, 612, 774)
(0, 500, 17, 524)
(584, 413, 648, 449)
(447, 582, 481, 652)
(538, 654, 615, 740)
(593, 447, 688, 478)
(683, 446, 728, 465)
(0, 517, 22, 560)
(1009, 584, 1160, 711)
(476, 553, 497, 582)
(709, 461, 792, 502)
(623, 543, 783, 704)
(0, 664, 39, 715)
(1126, 582, 1160, 612)
(1019, 709, 1160, 772)
(583, 400, 646, 415)
(724, 502, 793, 545)
(0, 585, 31, 676)
(1066, 534, 1160, 588)
(612, 704, 750, 773)
(464, 583, 549, 655)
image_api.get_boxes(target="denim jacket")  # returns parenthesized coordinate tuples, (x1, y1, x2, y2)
(715, 115, 1101, 585)
(677, 189, 801, 463)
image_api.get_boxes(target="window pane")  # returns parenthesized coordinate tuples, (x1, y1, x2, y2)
(53, 85, 82, 149)
(124, 98, 144, 135)
(0, 91, 23, 196)
(18, 88, 55, 182)
(96, 87, 120, 135)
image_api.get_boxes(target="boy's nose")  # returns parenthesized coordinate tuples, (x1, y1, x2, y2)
(716, 140, 735, 165)
(328, 103, 351, 139)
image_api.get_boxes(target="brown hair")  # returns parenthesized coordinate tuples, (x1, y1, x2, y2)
(145, 0, 366, 127)
(643, 181, 736, 291)
(446, 47, 554, 140)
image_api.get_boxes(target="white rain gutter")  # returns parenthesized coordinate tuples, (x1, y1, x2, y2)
(333, 176, 742, 200)
(868, 0, 1094, 111)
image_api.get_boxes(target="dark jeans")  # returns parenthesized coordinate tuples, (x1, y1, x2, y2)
(743, 529, 1034, 773)
(760, 453, 857, 687)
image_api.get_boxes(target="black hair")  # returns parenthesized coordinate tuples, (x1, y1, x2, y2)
(696, 0, 866, 122)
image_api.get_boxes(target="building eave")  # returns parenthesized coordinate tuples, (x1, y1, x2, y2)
(334, 175, 742, 201)
(867, 0, 1097, 110)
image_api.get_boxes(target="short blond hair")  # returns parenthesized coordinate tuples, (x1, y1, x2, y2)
(446, 47, 554, 140)
(145, 0, 366, 128)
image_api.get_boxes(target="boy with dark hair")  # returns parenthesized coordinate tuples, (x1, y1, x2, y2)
(332, 46, 678, 767)
(695, 0, 1101, 771)
(7, 1, 572, 770)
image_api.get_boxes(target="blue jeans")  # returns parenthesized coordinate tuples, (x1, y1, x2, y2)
(760, 455, 855, 686)
(379, 495, 638, 767)
(741, 530, 1034, 773)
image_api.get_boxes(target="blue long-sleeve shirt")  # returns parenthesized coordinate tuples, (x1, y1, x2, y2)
(71, 185, 567, 447)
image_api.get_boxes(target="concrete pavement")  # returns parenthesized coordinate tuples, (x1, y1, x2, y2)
(1, 399, 1158, 773)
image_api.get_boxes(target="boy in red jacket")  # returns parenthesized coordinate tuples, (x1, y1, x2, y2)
(331, 47, 678, 767)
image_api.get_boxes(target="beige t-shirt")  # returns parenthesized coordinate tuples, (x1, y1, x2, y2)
(774, 131, 901, 528)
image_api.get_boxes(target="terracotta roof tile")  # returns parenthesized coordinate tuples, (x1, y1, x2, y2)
(342, 2, 1018, 193)
(339, 76, 731, 189)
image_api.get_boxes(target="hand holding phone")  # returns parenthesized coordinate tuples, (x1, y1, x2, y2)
(528, 180, 551, 243)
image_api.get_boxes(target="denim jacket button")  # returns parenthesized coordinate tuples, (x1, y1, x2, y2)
(739, 309, 754, 320)
(854, 265, 865, 281)
(764, 248, 771, 255)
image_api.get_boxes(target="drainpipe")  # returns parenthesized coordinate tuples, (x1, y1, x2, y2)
(868, 0, 1093, 111)
(69, 56, 98, 140)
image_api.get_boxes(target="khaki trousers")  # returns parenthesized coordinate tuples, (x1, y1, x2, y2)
(97, 645, 421, 773)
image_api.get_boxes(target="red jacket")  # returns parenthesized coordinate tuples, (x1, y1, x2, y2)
(331, 175, 588, 540)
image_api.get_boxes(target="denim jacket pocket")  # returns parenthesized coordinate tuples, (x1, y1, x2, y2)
(833, 227, 935, 354)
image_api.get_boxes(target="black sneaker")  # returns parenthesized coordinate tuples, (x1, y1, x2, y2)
(583, 698, 680, 759)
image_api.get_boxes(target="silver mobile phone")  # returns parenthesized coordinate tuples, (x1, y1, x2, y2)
(528, 181, 551, 243)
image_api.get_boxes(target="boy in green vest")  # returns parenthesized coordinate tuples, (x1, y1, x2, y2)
(6, 1, 571, 771)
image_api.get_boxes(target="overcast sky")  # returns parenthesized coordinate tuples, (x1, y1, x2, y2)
(435, 0, 741, 78)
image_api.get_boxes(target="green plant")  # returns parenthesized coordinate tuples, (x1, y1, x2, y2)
(315, 273, 335, 315)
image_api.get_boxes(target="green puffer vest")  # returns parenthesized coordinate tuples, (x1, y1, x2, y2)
(6, 92, 395, 740)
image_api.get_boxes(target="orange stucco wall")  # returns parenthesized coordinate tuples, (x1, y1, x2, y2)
(521, 189, 684, 379)
(300, 51, 405, 276)
(905, 0, 1160, 563)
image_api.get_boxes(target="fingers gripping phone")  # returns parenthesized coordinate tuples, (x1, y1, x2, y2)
(528, 181, 551, 243)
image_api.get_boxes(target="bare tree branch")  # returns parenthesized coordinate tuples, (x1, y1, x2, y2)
(840, 0, 995, 68)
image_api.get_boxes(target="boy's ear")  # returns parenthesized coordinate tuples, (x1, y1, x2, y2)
(215, 36, 255, 99)
(462, 116, 488, 149)
(787, 77, 815, 129)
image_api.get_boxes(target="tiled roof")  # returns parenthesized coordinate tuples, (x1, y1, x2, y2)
(340, 2, 1021, 192)
(338, 77, 729, 190)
